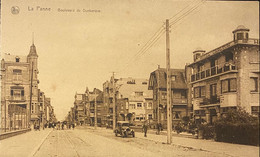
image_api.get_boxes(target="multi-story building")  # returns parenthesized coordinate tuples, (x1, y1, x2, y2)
(148, 67, 189, 128)
(74, 93, 87, 125)
(103, 79, 114, 127)
(186, 25, 259, 124)
(86, 88, 104, 126)
(1, 54, 30, 132)
(1, 42, 55, 132)
(103, 77, 153, 127)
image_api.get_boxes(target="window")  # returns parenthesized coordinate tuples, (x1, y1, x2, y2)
(210, 59, 216, 67)
(137, 103, 142, 109)
(148, 114, 152, 119)
(225, 52, 233, 62)
(31, 104, 34, 113)
(171, 75, 176, 81)
(237, 33, 244, 40)
(135, 92, 143, 96)
(13, 69, 22, 81)
(10, 86, 24, 100)
(147, 102, 152, 109)
(194, 87, 200, 98)
(142, 82, 147, 85)
(15, 57, 20, 62)
(221, 78, 237, 93)
(251, 106, 259, 116)
(198, 64, 204, 72)
(127, 80, 135, 84)
(201, 86, 206, 97)
(173, 111, 181, 119)
(162, 93, 167, 99)
(181, 91, 187, 99)
(250, 77, 258, 92)
(194, 86, 205, 98)
(129, 104, 135, 109)
(210, 84, 217, 97)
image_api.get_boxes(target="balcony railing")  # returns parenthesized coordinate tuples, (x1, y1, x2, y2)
(10, 96, 26, 101)
(172, 99, 187, 104)
(191, 63, 236, 82)
(200, 96, 220, 105)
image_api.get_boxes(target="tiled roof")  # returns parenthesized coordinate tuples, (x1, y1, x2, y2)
(115, 78, 153, 101)
(148, 68, 187, 89)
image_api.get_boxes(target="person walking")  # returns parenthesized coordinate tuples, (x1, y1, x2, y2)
(143, 122, 148, 137)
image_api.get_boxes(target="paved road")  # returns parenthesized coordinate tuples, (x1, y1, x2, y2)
(0, 127, 258, 157)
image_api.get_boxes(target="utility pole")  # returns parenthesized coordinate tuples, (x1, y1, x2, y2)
(112, 72, 116, 131)
(166, 19, 172, 144)
(29, 63, 34, 128)
(157, 65, 160, 130)
(94, 89, 97, 129)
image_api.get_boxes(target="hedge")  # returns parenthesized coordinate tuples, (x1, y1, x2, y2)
(215, 122, 259, 146)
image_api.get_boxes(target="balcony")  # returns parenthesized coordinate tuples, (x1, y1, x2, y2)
(191, 63, 237, 82)
(200, 96, 220, 106)
(172, 98, 187, 104)
(220, 93, 237, 107)
(9, 96, 26, 102)
(12, 79, 23, 85)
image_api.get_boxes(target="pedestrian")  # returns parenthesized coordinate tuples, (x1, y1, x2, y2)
(72, 123, 75, 130)
(143, 123, 148, 137)
(62, 123, 64, 130)
(156, 123, 160, 135)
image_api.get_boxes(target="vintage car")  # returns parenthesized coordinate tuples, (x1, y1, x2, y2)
(114, 121, 135, 138)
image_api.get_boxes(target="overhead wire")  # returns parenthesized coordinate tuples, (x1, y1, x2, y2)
(118, 0, 206, 74)
(169, 0, 206, 27)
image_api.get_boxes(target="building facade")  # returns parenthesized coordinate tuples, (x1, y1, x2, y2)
(186, 25, 259, 124)
(86, 88, 104, 126)
(148, 67, 189, 128)
(73, 93, 87, 125)
(1, 54, 30, 132)
(103, 77, 153, 127)
(1, 42, 56, 132)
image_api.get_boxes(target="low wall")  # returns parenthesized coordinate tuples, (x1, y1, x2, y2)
(0, 128, 31, 140)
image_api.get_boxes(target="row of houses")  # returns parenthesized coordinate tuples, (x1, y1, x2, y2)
(0, 42, 57, 133)
(66, 25, 259, 128)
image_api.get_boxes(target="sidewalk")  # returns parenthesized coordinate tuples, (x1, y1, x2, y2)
(0, 128, 52, 157)
(136, 131, 259, 157)
(82, 126, 259, 157)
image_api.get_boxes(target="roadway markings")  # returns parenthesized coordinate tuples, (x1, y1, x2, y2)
(29, 129, 53, 157)
(64, 131, 81, 157)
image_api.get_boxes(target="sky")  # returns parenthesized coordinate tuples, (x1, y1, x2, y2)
(1, 0, 259, 120)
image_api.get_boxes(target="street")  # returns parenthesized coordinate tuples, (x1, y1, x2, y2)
(0, 127, 258, 157)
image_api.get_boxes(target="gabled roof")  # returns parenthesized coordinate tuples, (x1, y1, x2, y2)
(89, 88, 103, 102)
(115, 78, 153, 100)
(148, 68, 187, 90)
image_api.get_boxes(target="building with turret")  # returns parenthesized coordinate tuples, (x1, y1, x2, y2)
(1, 41, 54, 132)
(186, 25, 259, 124)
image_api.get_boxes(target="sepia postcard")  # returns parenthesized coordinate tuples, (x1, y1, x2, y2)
(0, 0, 259, 157)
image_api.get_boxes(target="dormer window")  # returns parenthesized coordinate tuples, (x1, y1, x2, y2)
(15, 57, 20, 62)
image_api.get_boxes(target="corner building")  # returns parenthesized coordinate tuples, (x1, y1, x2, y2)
(186, 25, 259, 124)
(1, 42, 41, 131)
